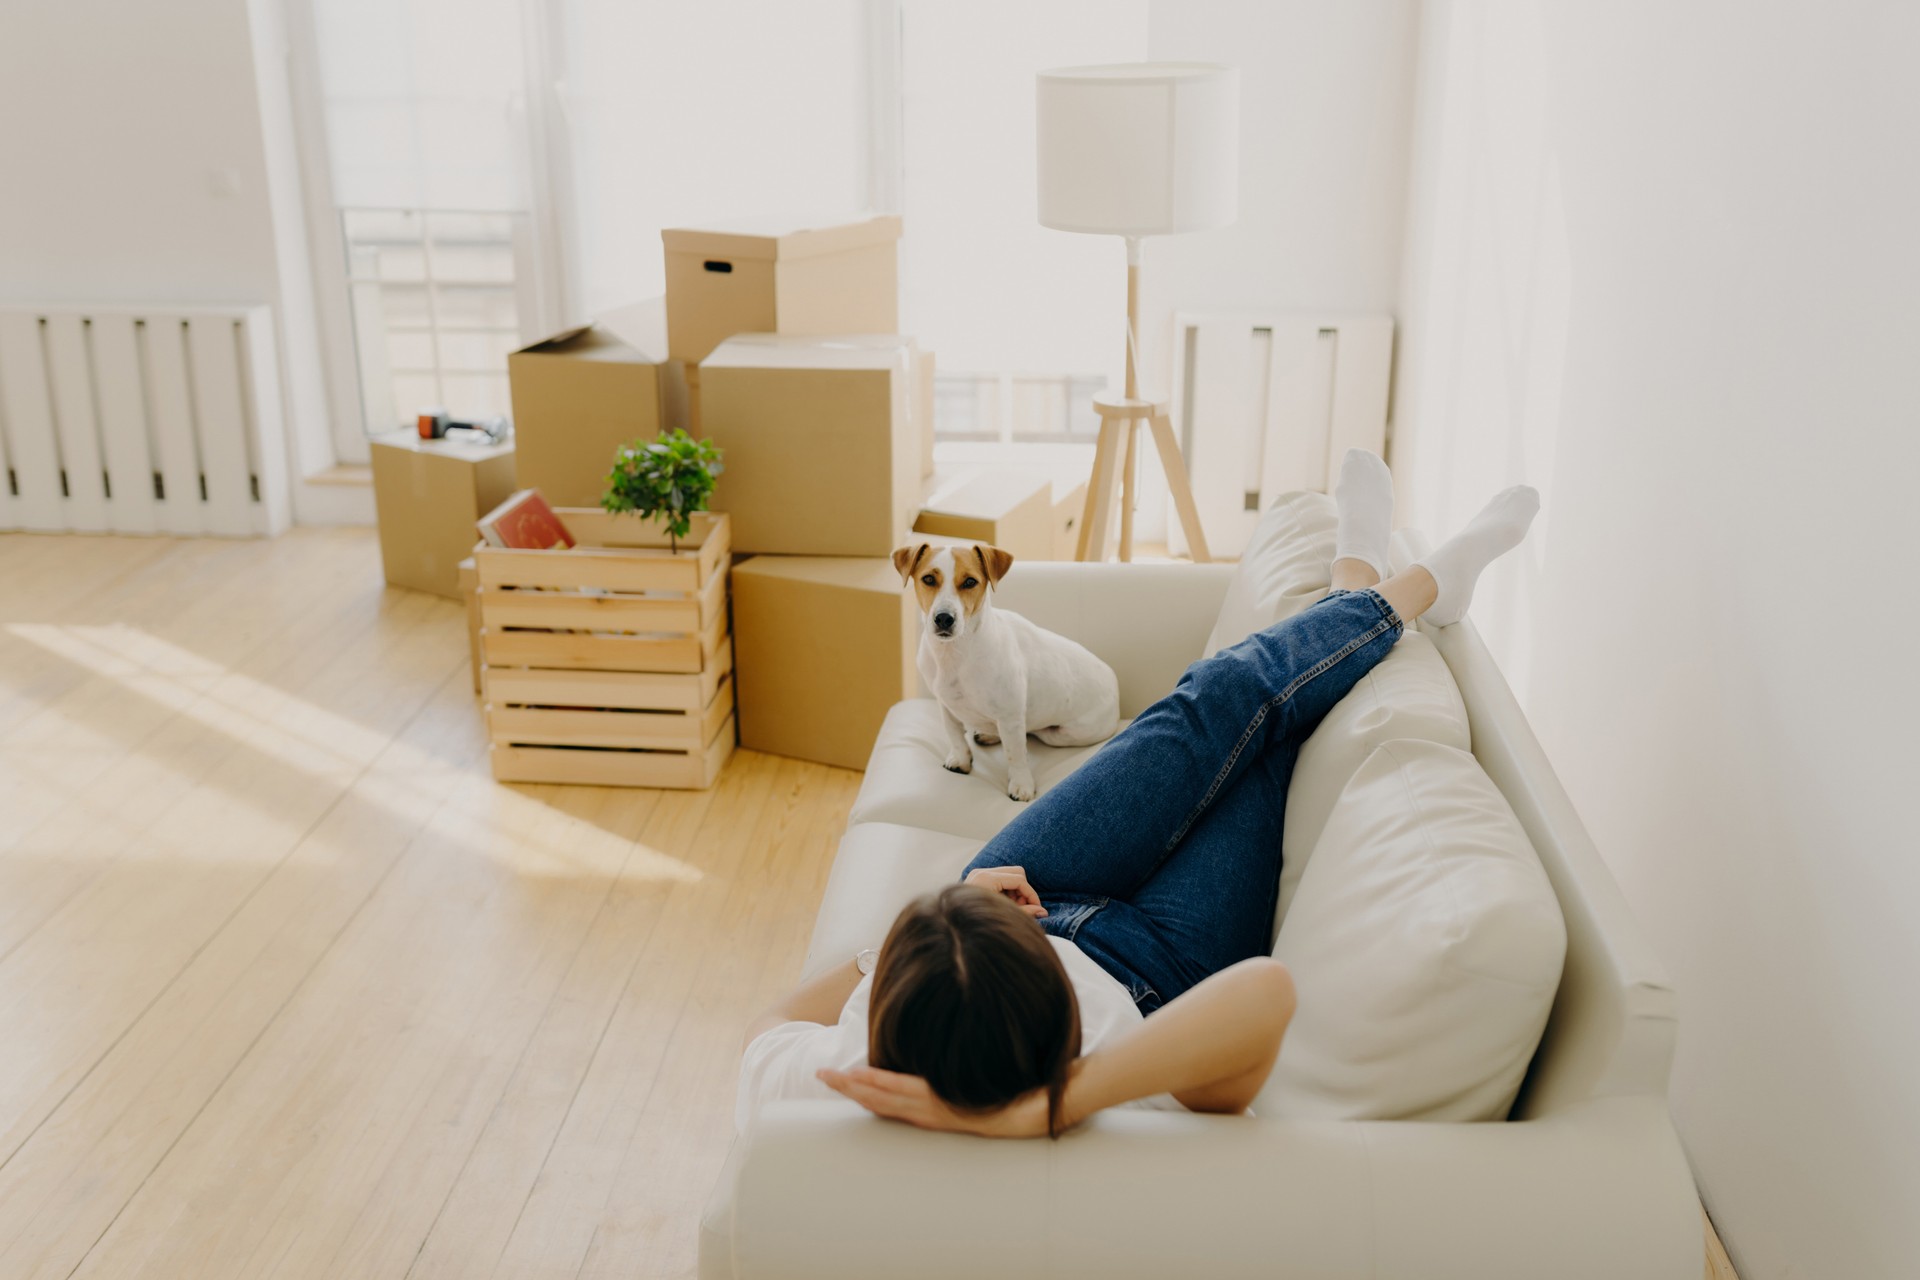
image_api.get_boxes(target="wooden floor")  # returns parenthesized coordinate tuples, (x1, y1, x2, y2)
(0, 528, 859, 1280)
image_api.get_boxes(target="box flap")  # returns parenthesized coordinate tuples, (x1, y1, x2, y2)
(514, 297, 670, 364)
(662, 213, 902, 263)
(702, 332, 916, 373)
(594, 297, 669, 358)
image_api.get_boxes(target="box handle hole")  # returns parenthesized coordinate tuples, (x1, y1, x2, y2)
(703, 260, 733, 274)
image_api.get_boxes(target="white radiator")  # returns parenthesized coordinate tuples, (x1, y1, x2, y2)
(1168, 312, 1394, 559)
(0, 304, 290, 536)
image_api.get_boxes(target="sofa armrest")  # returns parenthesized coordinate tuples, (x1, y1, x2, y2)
(708, 1097, 1699, 1280)
(988, 562, 1236, 717)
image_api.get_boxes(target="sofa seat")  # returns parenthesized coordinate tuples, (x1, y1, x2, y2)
(845, 699, 1130, 844)
(800, 822, 984, 979)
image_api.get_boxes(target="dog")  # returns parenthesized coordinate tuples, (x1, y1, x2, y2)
(892, 541, 1120, 802)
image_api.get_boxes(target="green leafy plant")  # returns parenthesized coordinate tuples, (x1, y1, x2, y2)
(601, 428, 725, 551)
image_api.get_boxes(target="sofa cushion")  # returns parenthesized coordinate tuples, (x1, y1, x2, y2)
(1273, 630, 1470, 943)
(846, 699, 1125, 844)
(801, 822, 986, 980)
(1203, 491, 1337, 657)
(1260, 739, 1565, 1122)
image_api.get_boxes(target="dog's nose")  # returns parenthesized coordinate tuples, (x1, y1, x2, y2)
(933, 611, 955, 633)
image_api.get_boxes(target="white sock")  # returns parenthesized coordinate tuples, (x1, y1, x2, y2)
(1333, 449, 1394, 580)
(1413, 485, 1540, 626)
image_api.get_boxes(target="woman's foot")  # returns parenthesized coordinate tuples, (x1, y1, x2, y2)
(1412, 486, 1540, 626)
(1333, 448, 1394, 581)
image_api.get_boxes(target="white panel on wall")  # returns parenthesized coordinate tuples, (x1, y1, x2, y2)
(0, 305, 289, 537)
(1168, 311, 1392, 557)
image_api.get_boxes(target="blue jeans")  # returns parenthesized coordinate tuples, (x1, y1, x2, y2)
(961, 589, 1403, 1012)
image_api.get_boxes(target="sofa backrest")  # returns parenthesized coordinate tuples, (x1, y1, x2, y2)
(989, 562, 1236, 718)
(1389, 529, 1679, 1117)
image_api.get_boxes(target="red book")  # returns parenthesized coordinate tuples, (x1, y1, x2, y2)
(478, 490, 575, 550)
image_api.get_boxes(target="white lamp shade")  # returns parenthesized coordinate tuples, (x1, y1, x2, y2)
(1036, 62, 1239, 237)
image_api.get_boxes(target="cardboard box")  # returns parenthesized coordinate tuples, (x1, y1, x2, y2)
(459, 553, 482, 693)
(699, 334, 920, 556)
(507, 299, 689, 509)
(662, 214, 901, 365)
(913, 470, 1054, 563)
(917, 349, 936, 479)
(731, 556, 917, 772)
(1054, 480, 1088, 560)
(371, 433, 517, 599)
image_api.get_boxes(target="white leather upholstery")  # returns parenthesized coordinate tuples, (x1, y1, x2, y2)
(704, 536, 1695, 1280)
(1263, 739, 1565, 1122)
(800, 821, 983, 979)
(989, 561, 1235, 717)
(846, 701, 1128, 844)
(1203, 490, 1338, 656)
(711, 1096, 1698, 1280)
(1275, 629, 1471, 937)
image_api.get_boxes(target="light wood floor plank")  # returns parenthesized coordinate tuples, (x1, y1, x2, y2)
(0, 528, 855, 1279)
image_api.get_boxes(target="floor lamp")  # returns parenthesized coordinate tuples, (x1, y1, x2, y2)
(1037, 62, 1238, 564)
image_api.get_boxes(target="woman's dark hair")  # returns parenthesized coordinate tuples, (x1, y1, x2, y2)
(868, 883, 1082, 1137)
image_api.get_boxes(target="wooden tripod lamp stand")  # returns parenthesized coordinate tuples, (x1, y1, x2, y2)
(1036, 62, 1239, 563)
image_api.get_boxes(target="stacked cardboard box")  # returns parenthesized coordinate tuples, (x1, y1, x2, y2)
(478, 213, 966, 778)
(371, 433, 518, 600)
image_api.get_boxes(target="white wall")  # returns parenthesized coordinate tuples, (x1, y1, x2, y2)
(1134, 0, 1419, 538)
(0, 0, 338, 496)
(1392, 5, 1920, 1277)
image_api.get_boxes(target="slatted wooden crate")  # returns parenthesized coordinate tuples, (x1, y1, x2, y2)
(476, 510, 735, 788)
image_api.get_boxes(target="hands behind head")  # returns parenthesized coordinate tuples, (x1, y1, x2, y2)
(816, 1065, 1052, 1138)
(963, 866, 1048, 919)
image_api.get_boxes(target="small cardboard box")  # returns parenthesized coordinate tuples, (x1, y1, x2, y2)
(699, 334, 920, 556)
(371, 433, 517, 599)
(662, 214, 901, 365)
(1054, 480, 1088, 560)
(913, 470, 1055, 562)
(731, 555, 917, 772)
(507, 299, 689, 509)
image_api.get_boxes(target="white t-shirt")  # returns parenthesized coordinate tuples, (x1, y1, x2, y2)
(736, 935, 1184, 1133)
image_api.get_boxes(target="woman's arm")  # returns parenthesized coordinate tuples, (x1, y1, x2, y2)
(1069, 956, 1294, 1118)
(742, 957, 864, 1050)
(819, 957, 1296, 1135)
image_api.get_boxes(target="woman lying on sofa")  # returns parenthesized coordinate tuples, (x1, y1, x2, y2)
(739, 453, 1539, 1138)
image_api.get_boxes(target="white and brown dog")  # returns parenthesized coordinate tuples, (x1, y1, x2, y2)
(892, 541, 1120, 801)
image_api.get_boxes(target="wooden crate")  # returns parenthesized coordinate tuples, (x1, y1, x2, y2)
(476, 510, 735, 788)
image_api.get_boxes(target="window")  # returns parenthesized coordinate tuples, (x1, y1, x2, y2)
(898, 0, 1149, 442)
(340, 210, 523, 432)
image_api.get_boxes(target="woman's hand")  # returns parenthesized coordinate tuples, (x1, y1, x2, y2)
(817, 1066, 1051, 1138)
(963, 866, 1047, 919)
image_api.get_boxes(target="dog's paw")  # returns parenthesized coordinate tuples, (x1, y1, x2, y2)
(971, 732, 1001, 747)
(942, 753, 973, 775)
(1007, 773, 1037, 802)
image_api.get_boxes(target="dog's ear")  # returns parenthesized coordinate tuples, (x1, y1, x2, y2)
(892, 543, 930, 582)
(975, 544, 1014, 588)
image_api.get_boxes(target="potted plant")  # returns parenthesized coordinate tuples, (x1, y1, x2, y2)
(601, 428, 724, 552)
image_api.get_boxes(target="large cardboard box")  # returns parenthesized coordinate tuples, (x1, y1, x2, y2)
(507, 299, 688, 509)
(731, 556, 916, 772)
(371, 433, 517, 599)
(699, 334, 920, 556)
(917, 349, 936, 479)
(662, 215, 901, 365)
(913, 470, 1054, 562)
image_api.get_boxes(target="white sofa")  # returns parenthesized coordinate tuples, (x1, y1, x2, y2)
(701, 535, 1701, 1280)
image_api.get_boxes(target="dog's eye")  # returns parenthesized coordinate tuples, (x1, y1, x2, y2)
(960, 577, 978, 589)
(921, 574, 938, 587)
